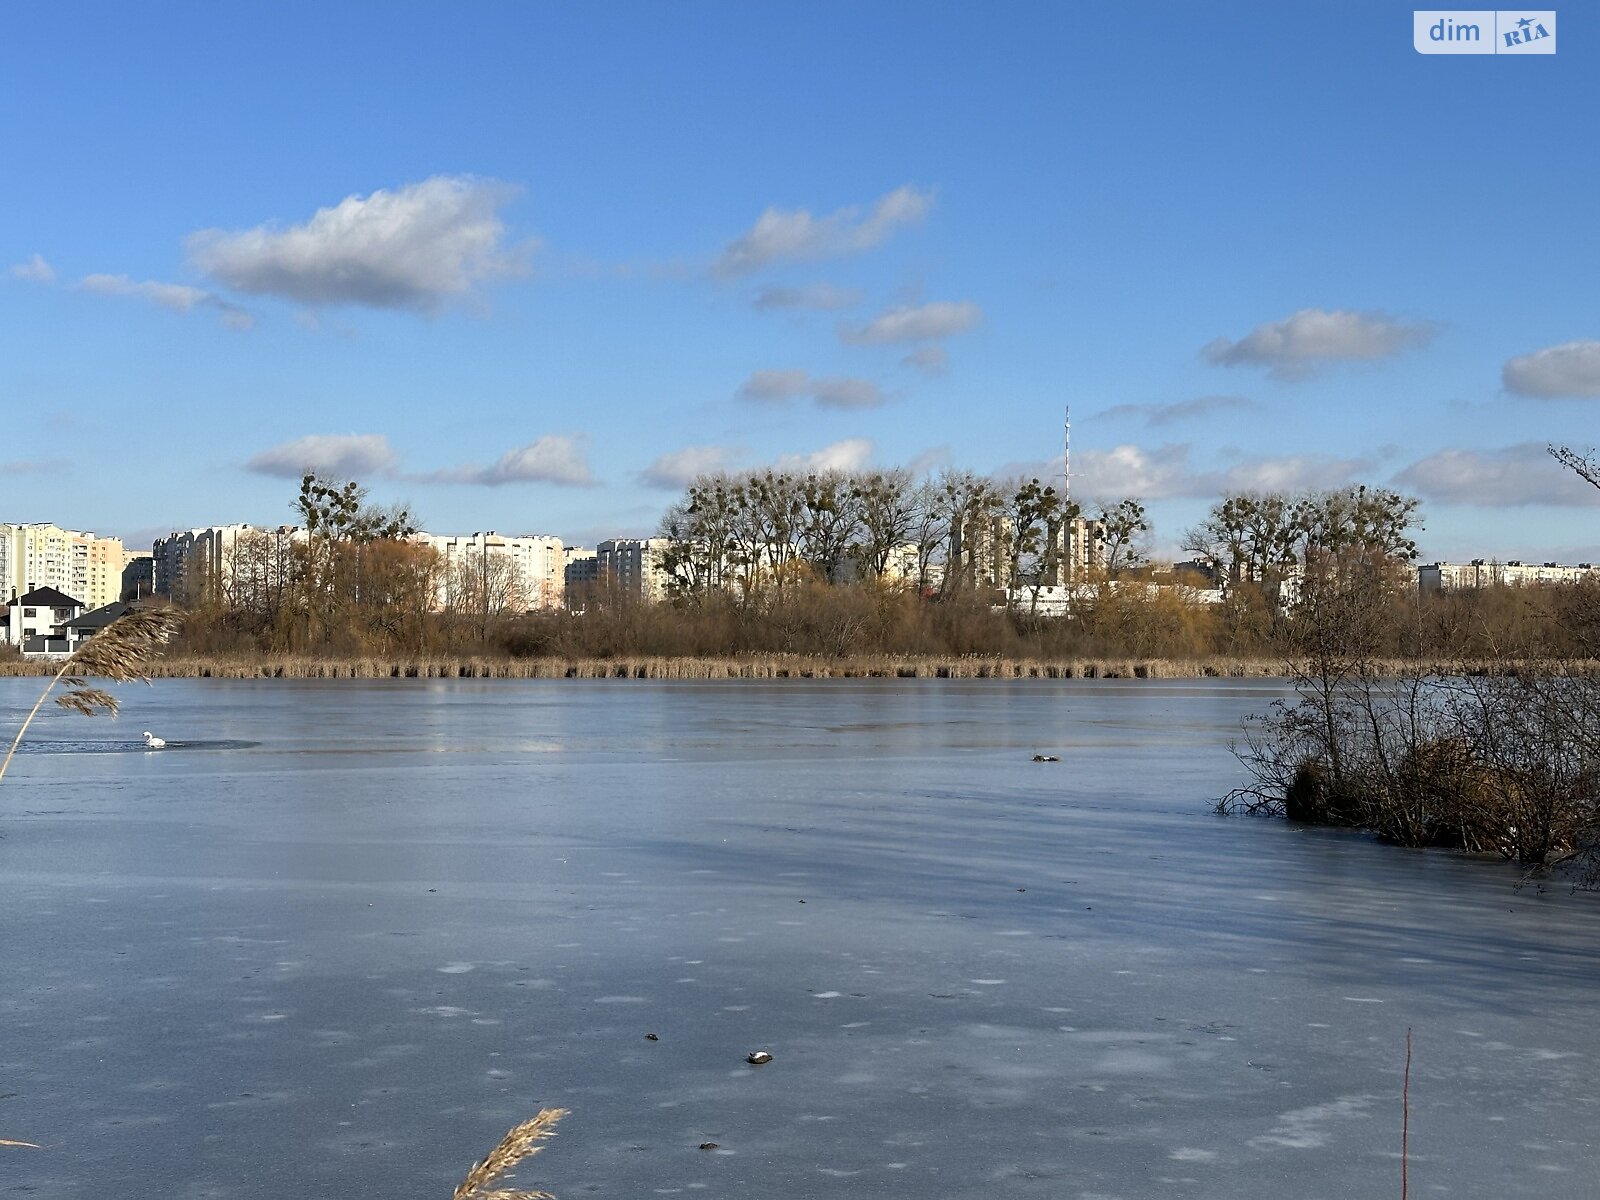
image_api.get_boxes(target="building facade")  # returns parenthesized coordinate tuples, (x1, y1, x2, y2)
(1418, 560, 1600, 590)
(415, 532, 566, 612)
(596, 538, 672, 603)
(0, 523, 128, 610)
(152, 525, 269, 602)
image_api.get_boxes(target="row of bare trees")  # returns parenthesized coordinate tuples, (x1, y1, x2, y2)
(655, 467, 1151, 604)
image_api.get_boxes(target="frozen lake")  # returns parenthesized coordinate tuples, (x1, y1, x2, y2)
(1, 677, 1596, 1198)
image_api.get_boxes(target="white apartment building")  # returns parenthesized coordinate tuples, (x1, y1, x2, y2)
(152, 524, 274, 602)
(1418, 560, 1600, 590)
(596, 537, 672, 603)
(415, 532, 565, 611)
(0, 523, 127, 610)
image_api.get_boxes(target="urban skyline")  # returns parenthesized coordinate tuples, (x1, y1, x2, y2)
(3, 3, 1597, 564)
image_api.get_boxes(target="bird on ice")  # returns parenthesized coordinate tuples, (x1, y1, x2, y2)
(142, 731, 166, 749)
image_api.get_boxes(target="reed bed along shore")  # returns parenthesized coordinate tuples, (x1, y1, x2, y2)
(0, 653, 1370, 681)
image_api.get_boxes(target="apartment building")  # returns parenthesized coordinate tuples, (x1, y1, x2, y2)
(596, 538, 671, 603)
(152, 525, 277, 602)
(1418, 560, 1600, 590)
(415, 532, 565, 611)
(0, 522, 127, 610)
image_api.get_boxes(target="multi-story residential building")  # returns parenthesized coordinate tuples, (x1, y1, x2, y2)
(0, 523, 127, 610)
(596, 538, 671, 603)
(152, 525, 268, 602)
(122, 553, 155, 600)
(562, 547, 599, 606)
(944, 512, 1107, 592)
(1057, 515, 1107, 582)
(1418, 560, 1600, 590)
(415, 532, 565, 611)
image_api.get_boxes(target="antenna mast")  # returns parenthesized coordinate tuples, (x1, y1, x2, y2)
(1063, 404, 1071, 508)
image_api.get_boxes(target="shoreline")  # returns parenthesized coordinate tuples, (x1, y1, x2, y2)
(3, 653, 1320, 680)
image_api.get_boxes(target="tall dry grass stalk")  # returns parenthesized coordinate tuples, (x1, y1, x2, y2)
(0, 607, 183, 785)
(452, 1108, 568, 1200)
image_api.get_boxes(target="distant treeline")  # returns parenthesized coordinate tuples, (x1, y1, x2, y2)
(106, 469, 1597, 665)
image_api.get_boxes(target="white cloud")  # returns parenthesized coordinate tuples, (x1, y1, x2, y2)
(79, 273, 254, 329)
(428, 435, 597, 487)
(1095, 395, 1256, 427)
(906, 445, 953, 476)
(736, 369, 889, 409)
(1203, 308, 1433, 380)
(1214, 453, 1373, 494)
(811, 377, 887, 410)
(1502, 340, 1600, 398)
(775, 438, 875, 473)
(738, 369, 811, 403)
(842, 300, 982, 344)
(712, 185, 932, 277)
(999, 443, 1372, 501)
(9, 254, 55, 283)
(637, 445, 740, 489)
(901, 345, 950, 376)
(246, 433, 400, 479)
(187, 175, 527, 312)
(752, 283, 862, 311)
(1394, 443, 1600, 507)
(1070, 443, 1198, 499)
(82, 273, 206, 312)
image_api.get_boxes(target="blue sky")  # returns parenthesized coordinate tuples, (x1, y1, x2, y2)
(3, 2, 1597, 561)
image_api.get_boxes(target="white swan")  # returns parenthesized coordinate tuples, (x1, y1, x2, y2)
(142, 731, 167, 749)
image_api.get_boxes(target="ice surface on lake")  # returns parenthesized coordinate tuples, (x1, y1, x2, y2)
(1, 677, 1597, 1198)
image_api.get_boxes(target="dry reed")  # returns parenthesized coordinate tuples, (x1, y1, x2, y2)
(1, 652, 1320, 681)
(452, 1108, 568, 1200)
(0, 607, 183, 784)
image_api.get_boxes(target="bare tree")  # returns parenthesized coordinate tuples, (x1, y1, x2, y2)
(1550, 443, 1600, 491)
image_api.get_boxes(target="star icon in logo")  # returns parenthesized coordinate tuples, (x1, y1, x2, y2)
(1517, 16, 1534, 30)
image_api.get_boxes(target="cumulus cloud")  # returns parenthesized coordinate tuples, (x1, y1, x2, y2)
(775, 438, 875, 473)
(901, 345, 950, 376)
(738, 369, 811, 403)
(1214, 453, 1373, 494)
(1096, 395, 1256, 427)
(187, 175, 528, 312)
(810, 377, 887, 410)
(637, 444, 740, 489)
(428, 435, 597, 487)
(1502, 340, 1600, 398)
(752, 283, 862, 312)
(79, 273, 254, 329)
(246, 433, 400, 479)
(736, 369, 888, 409)
(998, 443, 1372, 501)
(9, 254, 55, 283)
(1394, 443, 1600, 507)
(1202, 308, 1433, 380)
(842, 300, 982, 345)
(1070, 443, 1200, 499)
(713, 185, 932, 277)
